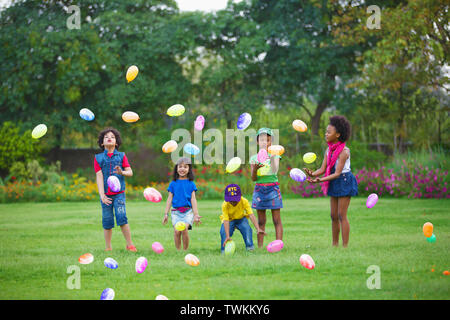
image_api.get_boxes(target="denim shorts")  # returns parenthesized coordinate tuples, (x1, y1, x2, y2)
(252, 183, 283, 210)
(327, 167, 358, 197)
(100, 192, 128, 229)
(171, 208, 194, 230)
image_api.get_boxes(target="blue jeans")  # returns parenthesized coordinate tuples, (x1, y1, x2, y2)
(100, 192, 128, 229)
(220, 218, 254, 252)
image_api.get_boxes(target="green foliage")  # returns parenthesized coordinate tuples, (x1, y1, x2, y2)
(0, 122, 42, 176)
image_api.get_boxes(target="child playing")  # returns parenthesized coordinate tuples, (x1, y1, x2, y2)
(94, 128, 137, 252)
(162, 157, 202, 250)
(220, 184, 266, 253)
(304, 115, 358, 247)
(250, 128, 283, 248)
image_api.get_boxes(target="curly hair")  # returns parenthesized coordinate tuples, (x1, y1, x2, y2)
(97, 127, 122, 150)
(329, 115, 351, 142)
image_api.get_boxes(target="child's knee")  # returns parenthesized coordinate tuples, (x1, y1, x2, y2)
(330, 213, 339, 222)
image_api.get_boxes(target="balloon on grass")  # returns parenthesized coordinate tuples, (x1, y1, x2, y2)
(423, 222, 433, 238)
(135, 257, 148, 274)
(224, 240, 236, 256)
(100, 288, 115, 300)
(152, 242, 164, 254)
(299, 254, 315, 270)
(267, 240, 284, 253)
(185, 253, 200, 266)
(104, 258, 118, 269)
(426, 234, 436, 243)
(78, 253, 94, 265)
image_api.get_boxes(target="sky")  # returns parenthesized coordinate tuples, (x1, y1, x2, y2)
(0, 0, 233, 11)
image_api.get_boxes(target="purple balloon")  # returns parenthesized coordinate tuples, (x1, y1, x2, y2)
(107, 176, 121, 193)
(366, 193, 378, 208)
(290, 168, 306, 182)
(194, 115, 205, 131)
(237, 112, 252, 130)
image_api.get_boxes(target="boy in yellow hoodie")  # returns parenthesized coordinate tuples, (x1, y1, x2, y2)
(220, 184, 266, 252)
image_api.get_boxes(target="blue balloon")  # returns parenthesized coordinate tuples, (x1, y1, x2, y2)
(104, 257, 118, 269)
(237, 112, 252, 130)
(100, 288, 115, 300)
(79, 108, 95, 121)
(184, 143, 200, 155)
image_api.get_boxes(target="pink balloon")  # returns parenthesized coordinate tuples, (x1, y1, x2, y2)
(299, 254, 315, 270)
(152, 242, 164, 254)
(107, 176, 121, 193)
(266, 240, 284, 253)
(143, 187, 162, 203)
(135, 257, 148, 274)
(194, 115, 205, 131)
(366, 193, 378, 208)
(257, 149, 269, 163)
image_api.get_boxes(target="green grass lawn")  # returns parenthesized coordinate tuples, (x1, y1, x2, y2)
(0, 198, 448, 300)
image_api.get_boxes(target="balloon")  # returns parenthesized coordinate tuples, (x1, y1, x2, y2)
(152, 242, 164, 254)
(366, 193, 379, 209)
(126, 65, 139, 83)
(107, 176, 121, 193)
(100, 288, 115, 300)
(257, 164, 271, 176)
(79, 108, 95, 121)
(423, 222, 433, 238)
(78, 253, 94, 265)
(135, 257, 148, 274)
(268, 145, 285, 156)
(104, 258, 118, 269)
(143, 187, 162, 203)
(426, 234, 436, 243)
(175, 221, 186, 231)
(292, 119, 307, 132)
(257, 149, 269, 163)
(299, 254, 315, 270)
(162, 140, 178, 153)
(226, 157, 242, 173)
(31, 124, 47, 139)
(237, 112, 252, 130)
(443, 271, 450, 276)
(303, 152, 317, 164)
(224, 240, 236, 256)
(290, 168, 306, 182)
(194, 115, 205, 131)
(184, 143, 200, 156)
(155, 295, 169, 300)
(267, 240, 284, 253)
(167, 104, 185, 117)
(185, 253, 200, 266)
(122, 111, 139, 123)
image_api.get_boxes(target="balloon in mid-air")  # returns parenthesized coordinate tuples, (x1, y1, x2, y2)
(31, 124, 47, 139)
(290, 168, 306, 182)
(184, 143, 200, 156)
(226, 157, 242, 173)
(122, 111, 140, 123)
(292, 119, 307, 132)
(79, 108, 95, 121)
(107, 176, 121, 193)
(423, 222, 433, 238)
(104, 258, 118, 269)
(303, 152, 317, 164)
(143, 187, 162, 203)
(162, 140, 178, 153)
(167, 104, 185, 117)
(237, 112, 252, 130)
(366, 193, 379, 209)
(135, 257, 148, 274)
(152, 242, 164, 254)
(299, 254, 315, 270)
(175, 221, 186, 231)
(126, 65, 139, 83)
(267, 240, 284, 253)
(185, 253, 200, 266)
(257, 149, 269, 163)
(100, 288, 115, 300)
(194, 115, 205, 131)
(78, 253, 94, 265)
(268, 145, 285, 156)
(224, 240, 236, 256)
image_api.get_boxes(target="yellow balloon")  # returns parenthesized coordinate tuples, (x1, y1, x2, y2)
(175, 222, 186, 231)
(303, 152, 317, 164)
(257, 164, 271, 176)
(268, 145, 285, 156)
(184, 254, 200, 266)
(167, 104, 185, 117)
(162, 140, 178, 153)
(31, 124, 47, 139)
(126, 65, 139, 83)
(122, 111, 140, 123)
(226, 157, 242, 173)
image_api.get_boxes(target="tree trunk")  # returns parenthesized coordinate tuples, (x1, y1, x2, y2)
(310, 99, 328, 137)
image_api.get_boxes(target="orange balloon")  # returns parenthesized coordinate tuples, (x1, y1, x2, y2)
(423, 222, 433, 238)
(443, 271, 450, 276)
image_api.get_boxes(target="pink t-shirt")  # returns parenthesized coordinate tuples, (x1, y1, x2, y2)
(94, 153, 130, 195)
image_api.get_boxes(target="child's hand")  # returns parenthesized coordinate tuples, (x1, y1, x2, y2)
(193, 214, 202, 226)
(307, 177, 321, 183)
(257, 228, 267, 236)
(101, 194, 112, 205)
(223, 236, 231, 246)
(113, 166, 123, 175)
(162, 214, 168, 225)
(303, 168, 314, 177)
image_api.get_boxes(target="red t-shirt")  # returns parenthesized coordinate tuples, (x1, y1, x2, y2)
(94, 153, 130, 195)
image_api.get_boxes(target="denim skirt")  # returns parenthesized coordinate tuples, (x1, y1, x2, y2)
(327, 167, 358, 197)
(252, 183, 283, 210)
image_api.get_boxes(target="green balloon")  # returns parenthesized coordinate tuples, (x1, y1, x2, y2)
(426, 234, 436, 243)
(224, 240, 236, 255)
